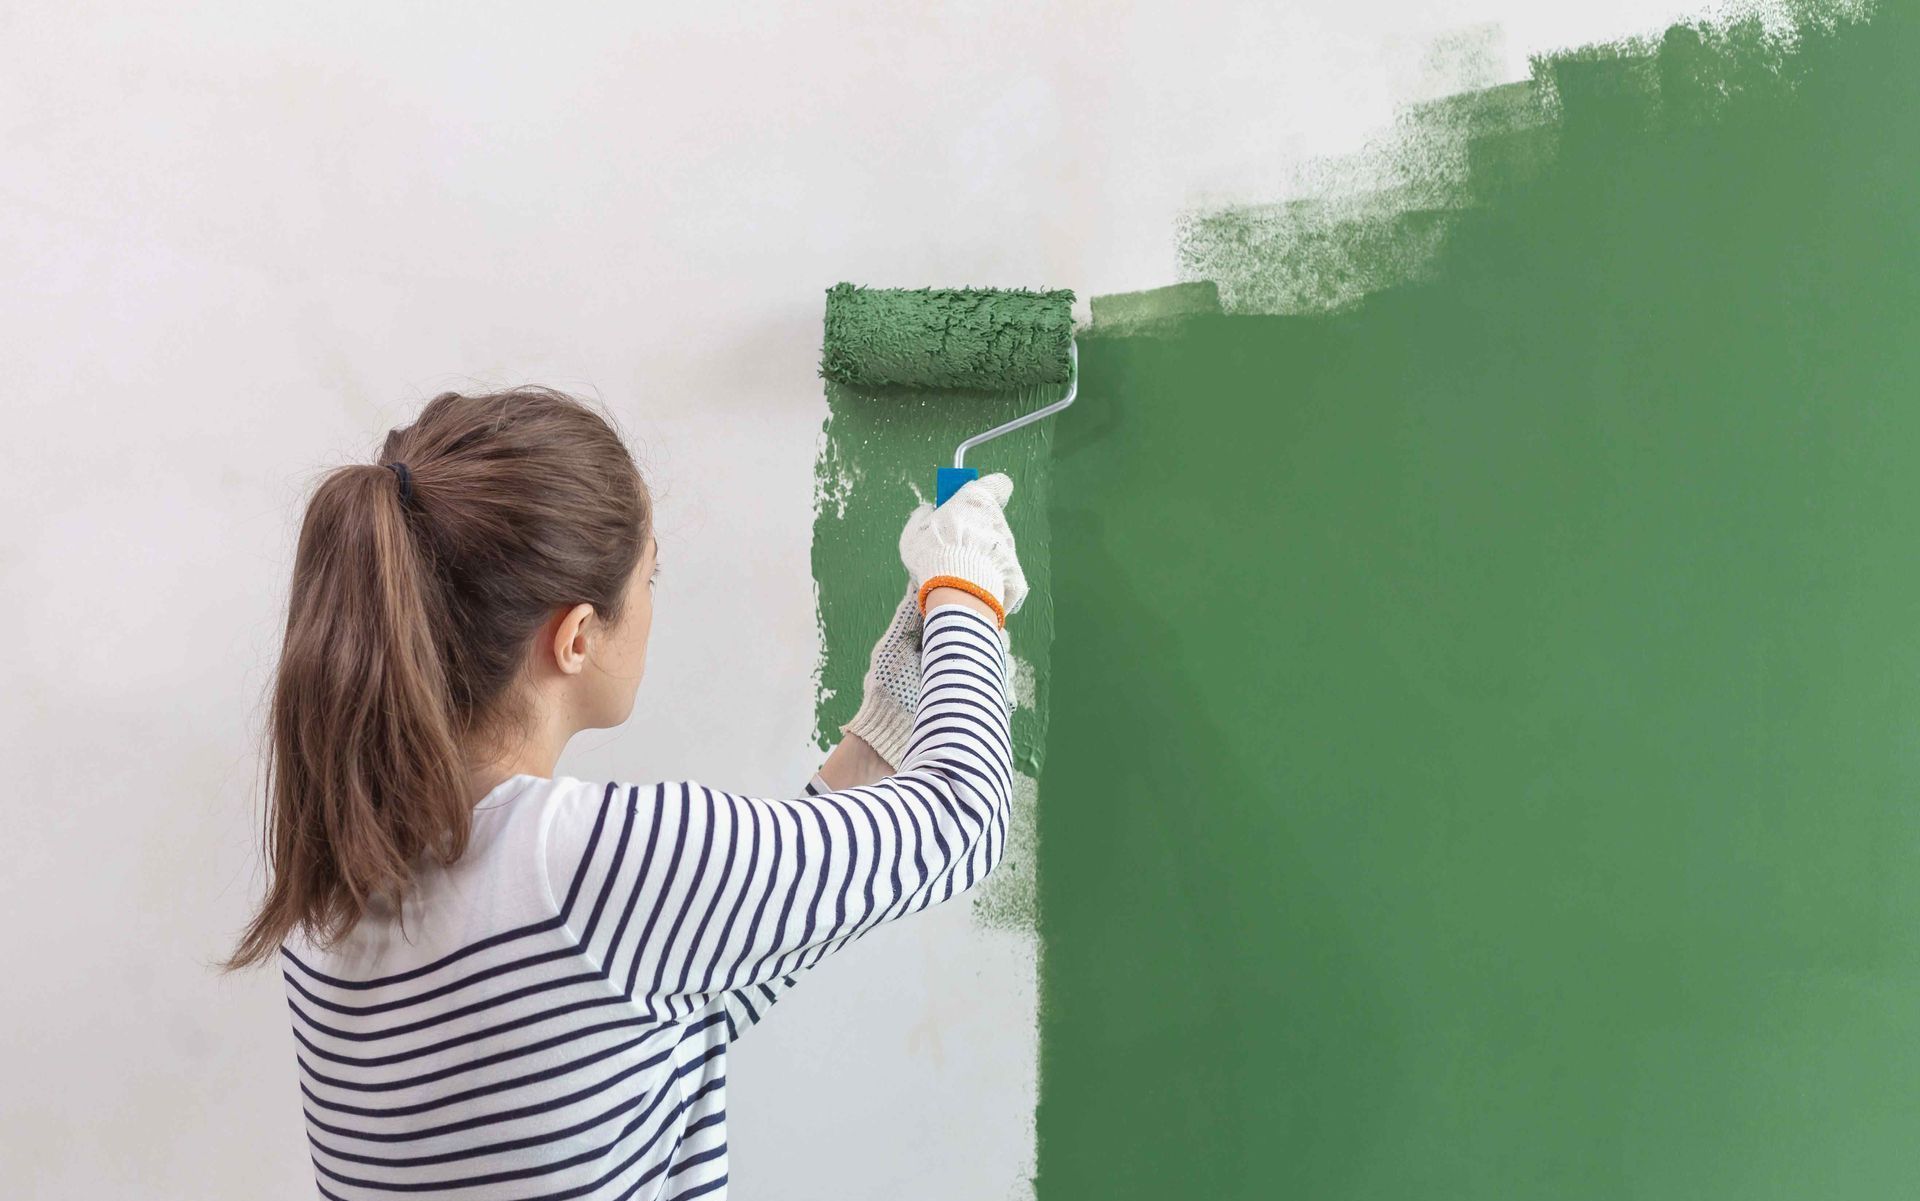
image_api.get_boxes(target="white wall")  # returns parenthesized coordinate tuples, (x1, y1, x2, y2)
(0, 1, 1697, 1196)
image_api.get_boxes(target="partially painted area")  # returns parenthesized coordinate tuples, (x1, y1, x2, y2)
(807, 301, 1064, 1201)
(1175, 75, 1554, 315)
(1041, 2, 1920, 1197)
(1176, 2, 1877, 317)
(811, 363, 1058, 931)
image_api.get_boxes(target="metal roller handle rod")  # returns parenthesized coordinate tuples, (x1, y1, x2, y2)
(951, 339, 1079, 469)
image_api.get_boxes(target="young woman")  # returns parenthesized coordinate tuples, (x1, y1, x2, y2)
(226, 386, 1028, 1201)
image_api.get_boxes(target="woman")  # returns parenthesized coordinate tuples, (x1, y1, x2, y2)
(226, 386, 1027, 1200)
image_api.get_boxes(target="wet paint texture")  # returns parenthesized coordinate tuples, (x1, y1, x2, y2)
(813, 376, 1057, 928)
(1038, 4, 1920, 1197)
(820, 283, 1077, 390)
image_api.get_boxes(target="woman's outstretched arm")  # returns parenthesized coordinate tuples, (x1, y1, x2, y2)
(709, 761, 873, 1042)
(543, 602, 1014, 1029)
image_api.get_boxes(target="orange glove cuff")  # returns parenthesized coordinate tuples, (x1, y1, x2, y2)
(917, 574, 1007, 628)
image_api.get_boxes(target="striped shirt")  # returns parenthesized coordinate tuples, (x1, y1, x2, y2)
(279, 603, 1013, 1200)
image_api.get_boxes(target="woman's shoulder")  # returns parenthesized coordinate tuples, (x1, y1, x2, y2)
(531, 776, 790, 910)
(529, 775, 692, 916)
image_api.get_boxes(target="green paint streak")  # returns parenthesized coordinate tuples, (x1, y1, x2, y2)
(812, 376, 1058, 929)
(1088, 282, 1223, 336)
(1177, 78, 1556, 314)
(1040, 3, 1920, 1196)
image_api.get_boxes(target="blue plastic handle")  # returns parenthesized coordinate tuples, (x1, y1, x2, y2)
(936, 466, 978, 506)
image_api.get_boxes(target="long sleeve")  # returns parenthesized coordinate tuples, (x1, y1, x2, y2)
(543, 603, 1014, 1033)
(710, 772, 830, 1042)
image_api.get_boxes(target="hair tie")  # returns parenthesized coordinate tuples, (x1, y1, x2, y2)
(386, 461, 414, 506)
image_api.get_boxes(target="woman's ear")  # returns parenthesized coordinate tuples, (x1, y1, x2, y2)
(548, 602, 597, 676)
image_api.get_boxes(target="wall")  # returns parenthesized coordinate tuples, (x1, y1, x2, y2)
(0, 1, 1866, 1197)
(1038, 3, 1919, 1196)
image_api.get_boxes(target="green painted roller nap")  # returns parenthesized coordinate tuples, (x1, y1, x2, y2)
(1038, 3, 1920, 1198)
(820, 282, 1077, 391)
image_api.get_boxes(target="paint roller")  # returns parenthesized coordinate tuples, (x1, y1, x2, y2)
(819, 282, 1078, 506)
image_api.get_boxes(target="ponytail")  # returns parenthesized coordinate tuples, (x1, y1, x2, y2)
(225, 388, 649, 970)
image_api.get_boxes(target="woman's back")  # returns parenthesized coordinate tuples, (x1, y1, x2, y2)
(280, 603, 1015, 1201)
(283, 774, 733, 1200)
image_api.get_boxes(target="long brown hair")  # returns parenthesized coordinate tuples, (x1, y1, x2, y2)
(225, 387, 651, 970)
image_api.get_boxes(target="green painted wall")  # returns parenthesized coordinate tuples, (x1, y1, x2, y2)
(812, 373, 1058, 928)
(1037, 3, 1920, 1196)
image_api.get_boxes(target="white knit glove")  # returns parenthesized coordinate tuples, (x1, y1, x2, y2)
(837, 583, 924, 772)
(840, 586, 1015, 772)
(841, 477, 1022, 771)
(898, 472, 1028, 624)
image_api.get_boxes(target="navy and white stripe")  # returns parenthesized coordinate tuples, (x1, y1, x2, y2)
(280, 603, 1013, 1200)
